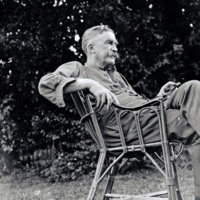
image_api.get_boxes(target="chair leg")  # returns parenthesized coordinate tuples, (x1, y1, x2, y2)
(103, 161, 118, 200)
(87, 151, 107, 200)
(161, 144, 175, 199)
(166, 162, 182, 200)
(172, 162, 182, 200)
(157, 100, 182, 200)
(161, 143, 183, 199)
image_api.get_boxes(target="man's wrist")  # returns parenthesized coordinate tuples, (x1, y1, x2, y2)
(84, 79, 98, 89)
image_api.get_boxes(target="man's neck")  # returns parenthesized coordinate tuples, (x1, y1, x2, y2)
(85, 60, 114, 71)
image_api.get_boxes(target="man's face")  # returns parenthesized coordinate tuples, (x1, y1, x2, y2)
(91, 31, 118, 69)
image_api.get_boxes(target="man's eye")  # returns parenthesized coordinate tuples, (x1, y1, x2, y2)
(107, 41, 112, 44)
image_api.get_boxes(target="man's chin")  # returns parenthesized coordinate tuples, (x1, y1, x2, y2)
(107, 58, 116, 65)
(102, 58, 116, 69)
(103, 63, 116, 70)
(107, 62, 115, 67)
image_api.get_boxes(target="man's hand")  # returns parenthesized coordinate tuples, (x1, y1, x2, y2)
(157, 81, 181, 97)
(63, 78, 119, 111)
(88, 81, 119, 111)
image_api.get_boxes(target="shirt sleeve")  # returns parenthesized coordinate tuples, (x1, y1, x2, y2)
(38, 61, 84, 107)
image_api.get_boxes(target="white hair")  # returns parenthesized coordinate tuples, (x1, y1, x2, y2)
(81, 25, 114, 55)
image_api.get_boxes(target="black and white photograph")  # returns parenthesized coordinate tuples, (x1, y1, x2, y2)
(1, 0, 200, 199)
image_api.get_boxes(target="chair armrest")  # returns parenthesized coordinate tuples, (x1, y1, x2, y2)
(112, 95, 168, 111)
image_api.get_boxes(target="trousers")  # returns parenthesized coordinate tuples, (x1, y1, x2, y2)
(165, 80, 200, 196)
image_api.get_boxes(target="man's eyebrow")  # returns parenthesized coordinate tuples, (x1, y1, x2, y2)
(105, 39, 118, 45)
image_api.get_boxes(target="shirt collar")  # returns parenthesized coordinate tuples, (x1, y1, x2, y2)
(84, 63, 116, 73)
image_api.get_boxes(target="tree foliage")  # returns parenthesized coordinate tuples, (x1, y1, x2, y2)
(0, 0, 200, 181)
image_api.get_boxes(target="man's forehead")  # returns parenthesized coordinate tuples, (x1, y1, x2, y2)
(94, 31, 118, 43)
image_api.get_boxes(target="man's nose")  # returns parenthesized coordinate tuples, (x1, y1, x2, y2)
(112, 44, 118, 52)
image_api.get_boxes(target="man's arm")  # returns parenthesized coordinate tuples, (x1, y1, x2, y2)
(38, 61, 119, 109)
(63, 78, 119, 111)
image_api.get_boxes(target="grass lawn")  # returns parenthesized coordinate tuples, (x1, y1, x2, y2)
(0, 164, 194, 200)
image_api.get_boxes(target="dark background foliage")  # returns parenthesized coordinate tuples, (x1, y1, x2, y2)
(0, 0, 200, 181)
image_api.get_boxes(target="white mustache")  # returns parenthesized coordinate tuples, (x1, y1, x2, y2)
(110, 53, 119, 59)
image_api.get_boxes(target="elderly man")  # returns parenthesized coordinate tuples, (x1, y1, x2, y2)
(39, 25, 200, 199)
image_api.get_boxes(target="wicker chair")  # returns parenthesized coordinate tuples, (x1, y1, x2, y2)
(70, 91, 183, 200)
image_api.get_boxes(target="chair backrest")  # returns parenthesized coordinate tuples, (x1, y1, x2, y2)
(70, 91, 106, 150)
(70, 91, 178, 155)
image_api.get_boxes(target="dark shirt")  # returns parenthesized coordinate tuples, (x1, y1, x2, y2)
(38, 61, 148, 108)
(38, 61, 149, 146)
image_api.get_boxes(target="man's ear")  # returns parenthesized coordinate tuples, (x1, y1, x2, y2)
(88, 44, 95, 54)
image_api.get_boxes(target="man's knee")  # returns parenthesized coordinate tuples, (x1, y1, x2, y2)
(184, 80, 200, 91)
